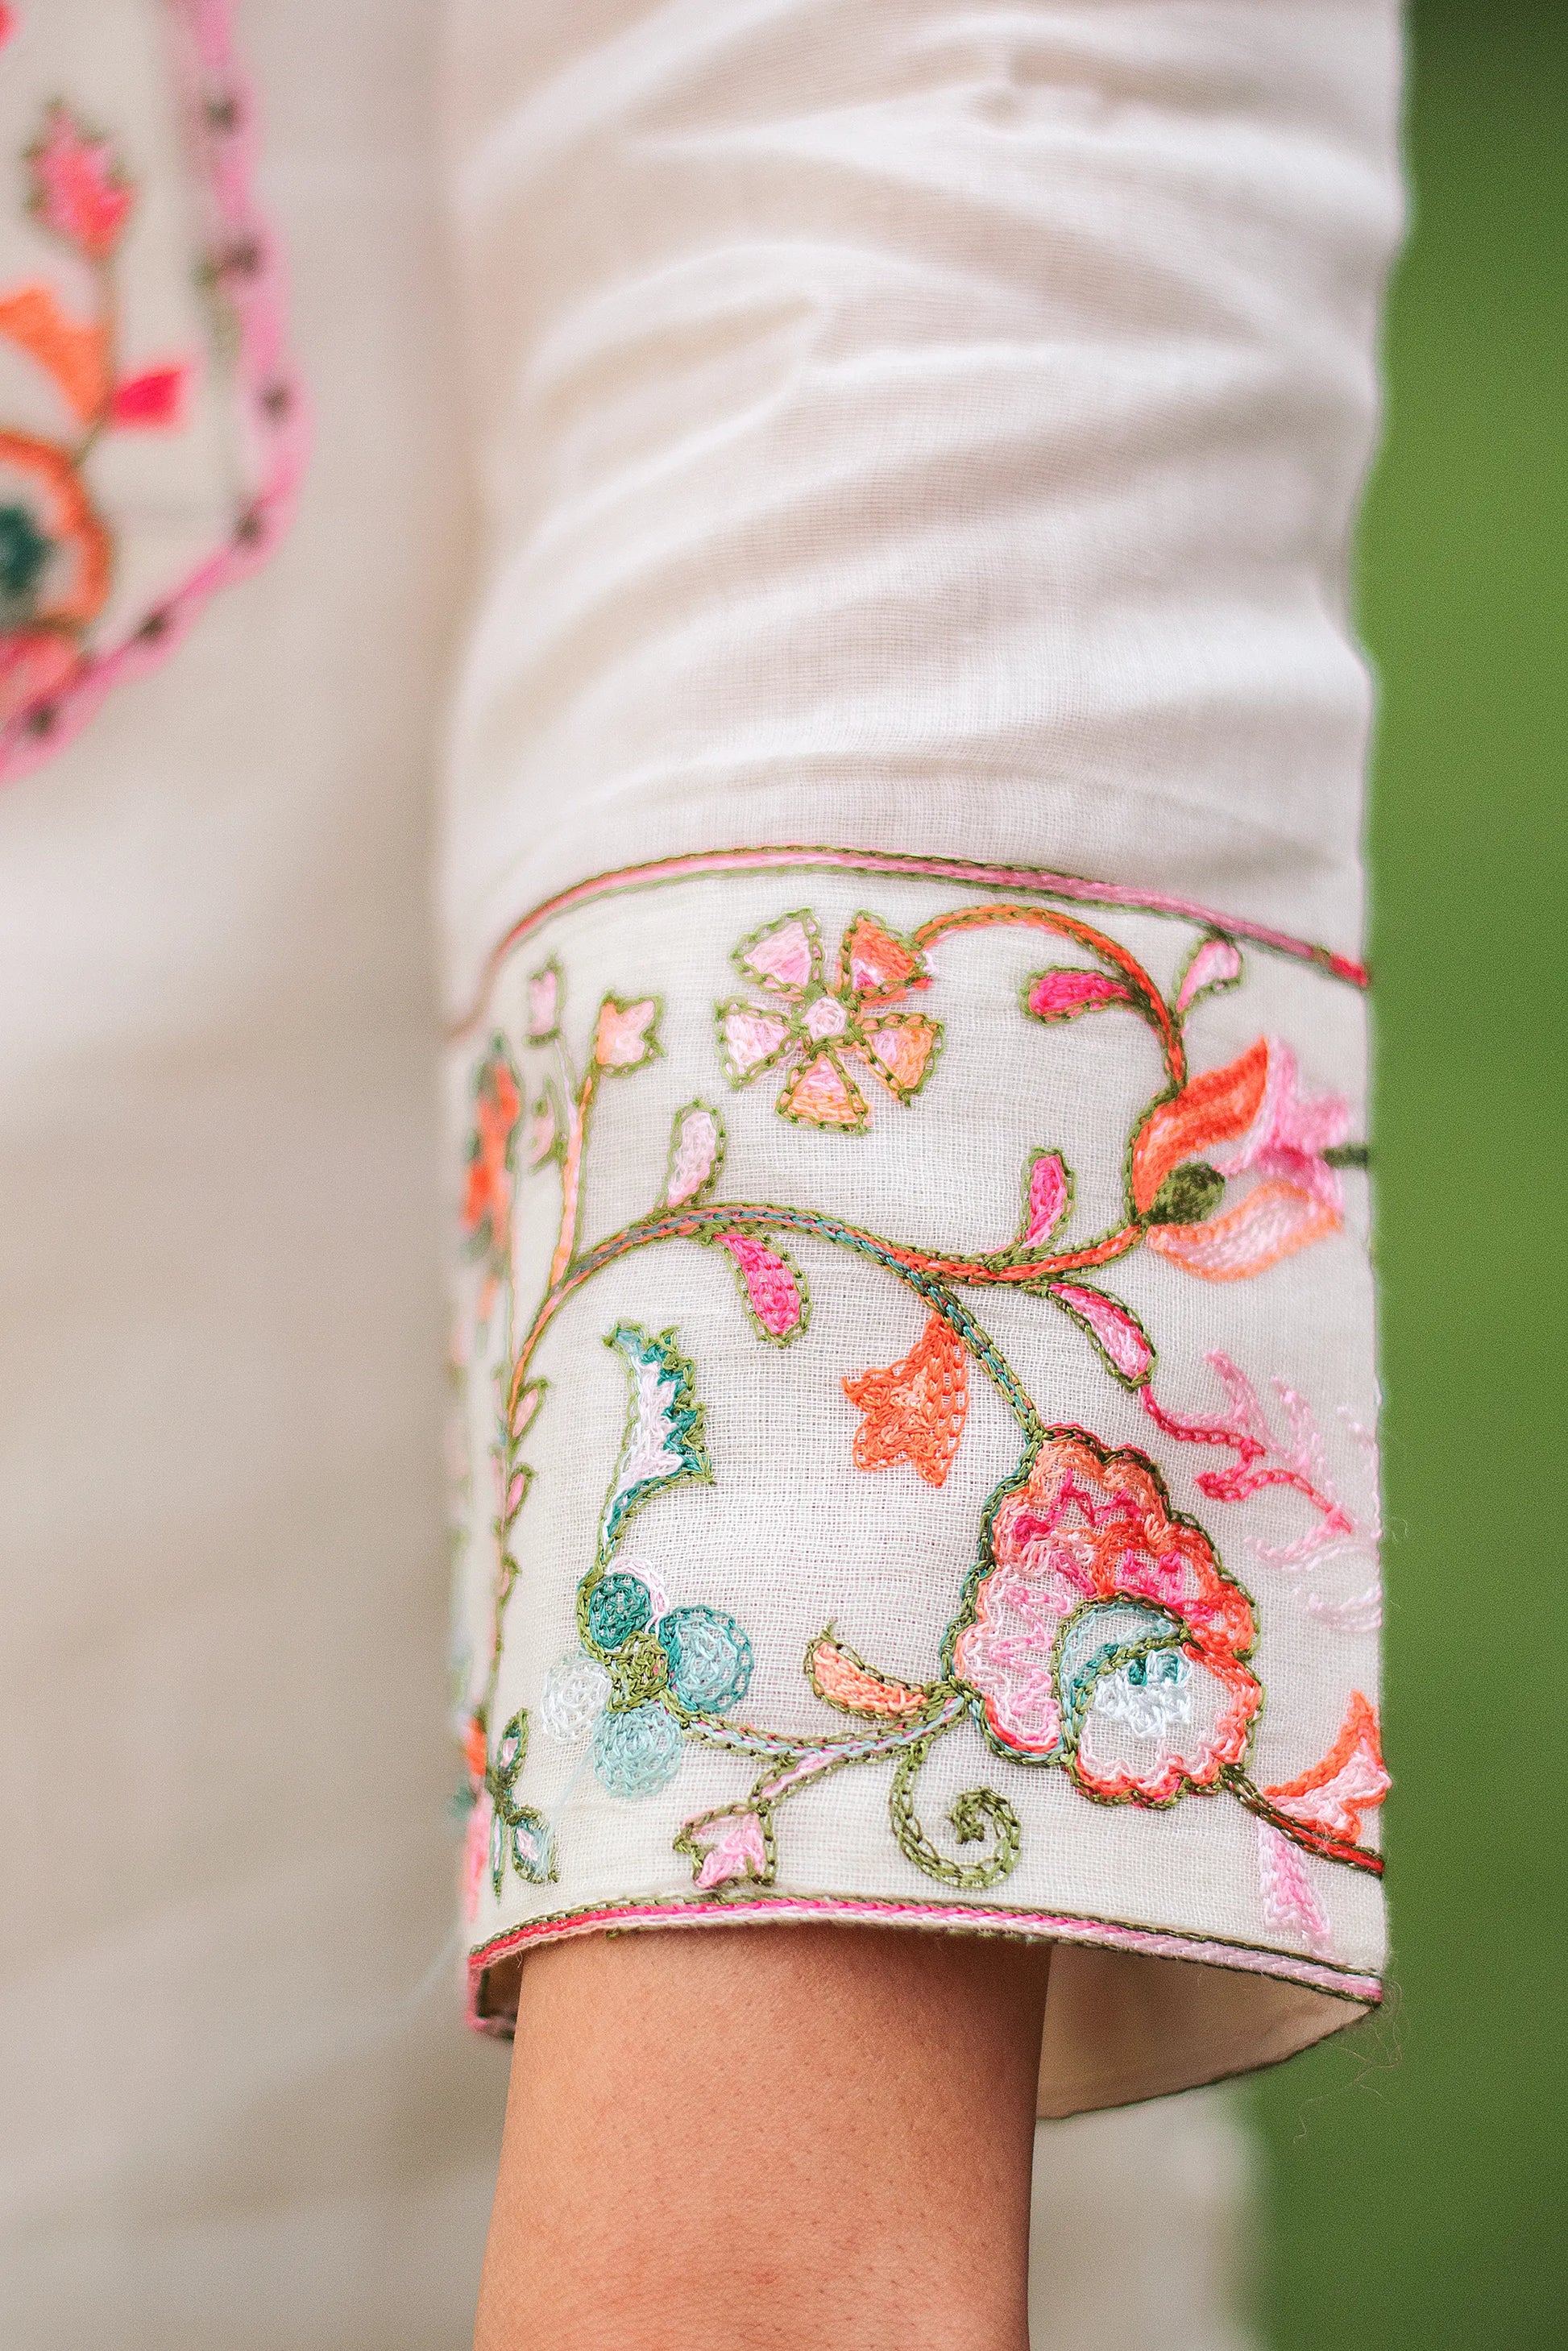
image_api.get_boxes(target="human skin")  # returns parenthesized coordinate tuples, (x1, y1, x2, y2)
(474, 1923, 1052, 2351)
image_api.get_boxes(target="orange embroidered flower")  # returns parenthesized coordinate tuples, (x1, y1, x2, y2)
(952, 1429, 1261, 1803)
(1134, 1038, 1353, 1283)
(716, 908, 942, 1131)
(0, 429, 110, 612)
(1263, 1692, 1389, 1845)
(843, 1312, 969, 1487)
(460, 1041, 522, 1264)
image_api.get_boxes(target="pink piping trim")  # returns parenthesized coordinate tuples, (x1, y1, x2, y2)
(466, 1891, 1382, 2029)
(0, 0, 308, 787)
(454, 846, 1369, 1039)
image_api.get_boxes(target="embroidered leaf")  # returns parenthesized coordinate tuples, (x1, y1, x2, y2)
(1256, 1820, 1331, 1955)
(839, 910, 927, 1003)
(777, 1046, 867, 1130)
(1263, 1692, 1389, 1843)
(501, 1464, 532, 1529)
(842, 1313, 969, 1486)
(508, 1808, 558, 1885)
(735, 910, 820, 995)
(860, 1011, 941, 1099)
(1176, 932, 1243, 1015)
(718, 1232, 810, 1344)
(526, 1088, 561, 1167)
(598, 1323, 711, 1561)
(662, 1100, 726, 1208)
(526, 958, 561, 1040)
(674, 1803, 775, 1891)
(27, 103, 133, 259)
(1145, 1179, 1339, 1282)
(716, 998, 794, 1083)
(1130, 1039, 1269, 1214)
(593, 993, 662, 1072)
(1013, 1149, 1072, 1252)
(1044, 1283, 1155, 1388)
(808, 1632, 934, 1720)
(1023, 967, 1131, 1024)
(110, 364, 187, 428)
(0, 284, 109, 421)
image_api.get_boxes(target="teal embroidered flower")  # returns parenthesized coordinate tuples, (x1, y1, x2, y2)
(657, 1607, 753, 1711)
(592, 1701, 683, 1798)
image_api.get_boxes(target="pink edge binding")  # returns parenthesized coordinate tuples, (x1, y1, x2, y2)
(453, 848, 1370, 1039)
(465, 1892, 1383, 2030)
(0, 0, 309, 787)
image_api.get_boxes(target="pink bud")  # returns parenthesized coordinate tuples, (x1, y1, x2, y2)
(720, 1233, 807, 1342)
(1047, 1283, 1155, 1386)
(1018, 1151, 1070, 1248)
(1025, 968, 1130, 1023)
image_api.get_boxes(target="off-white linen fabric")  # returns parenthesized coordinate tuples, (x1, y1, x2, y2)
(0, 1, 1267, 2342)
(443, 0, 1401, 2113)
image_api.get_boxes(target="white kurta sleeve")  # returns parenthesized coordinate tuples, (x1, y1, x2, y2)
(441, 0, 1402, 2114)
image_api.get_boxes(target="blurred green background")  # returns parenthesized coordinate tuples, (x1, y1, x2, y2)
(1252, 2, 1567, 2345)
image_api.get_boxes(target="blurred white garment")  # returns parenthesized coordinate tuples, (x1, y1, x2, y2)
(0, 0, 1397, 2341)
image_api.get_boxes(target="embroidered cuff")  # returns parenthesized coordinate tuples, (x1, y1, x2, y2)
(447, 847, 1386, 2116)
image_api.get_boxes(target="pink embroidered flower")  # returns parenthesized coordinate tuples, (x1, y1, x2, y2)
(593, 993, 661, 1072)
(716, 909, 942, 1132)
(1133, 1038, 1354, 1283)
(952, 1429, 1261, 1804)
(27, 105, 134, 260)
(674, 1806, 773, 1892)
(460, 1042, 522, 1263)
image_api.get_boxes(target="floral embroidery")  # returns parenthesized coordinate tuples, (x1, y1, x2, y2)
(529, 1323, 761, 1803)
(1143, 1353, 1383, 1630)
(0, 3, 305, 780)
(1140, 1039, 1354, 1282)
(454, 870, 1381, 1944)
(949, 1431, 1261, 1802)
(716, 909, 942, 1130)
(460, 1040, 522, 1272)
(1262, 1693, 1389, 1847)
(843, 1312, 969, 1488)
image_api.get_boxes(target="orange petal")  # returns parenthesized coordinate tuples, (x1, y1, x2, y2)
(0, 284, 109, 421)
(1145, 1180, 1338, 1282)
(843, 1312, 969, 1486)
(859, 1012, 940, 1097)
(778, 1046, 867, 1129)
(1130, 1040, 1270, 1214)
(840, 911, 924, 1002)
(808, 1634, 931, 1719)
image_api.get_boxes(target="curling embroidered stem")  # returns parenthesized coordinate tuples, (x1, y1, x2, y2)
(889, 1727, 1023, 1890)
(911, 902, 1185, 1087)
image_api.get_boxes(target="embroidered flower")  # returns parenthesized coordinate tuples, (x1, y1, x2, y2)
(716, 908, 942, 1132)
(0, 431, 110, 618)
(460, 1040, 522, 1266)
(1263, 1692, 1389, 1844)
(27, 104, 133, 259)
(1134, 1038, 1352, 1283)
(952, 1429, 1261, 1803)
(674, 1805, 773, 1892)
(843, 1312, 969, 1487)
(593, 993, 662, 1072)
